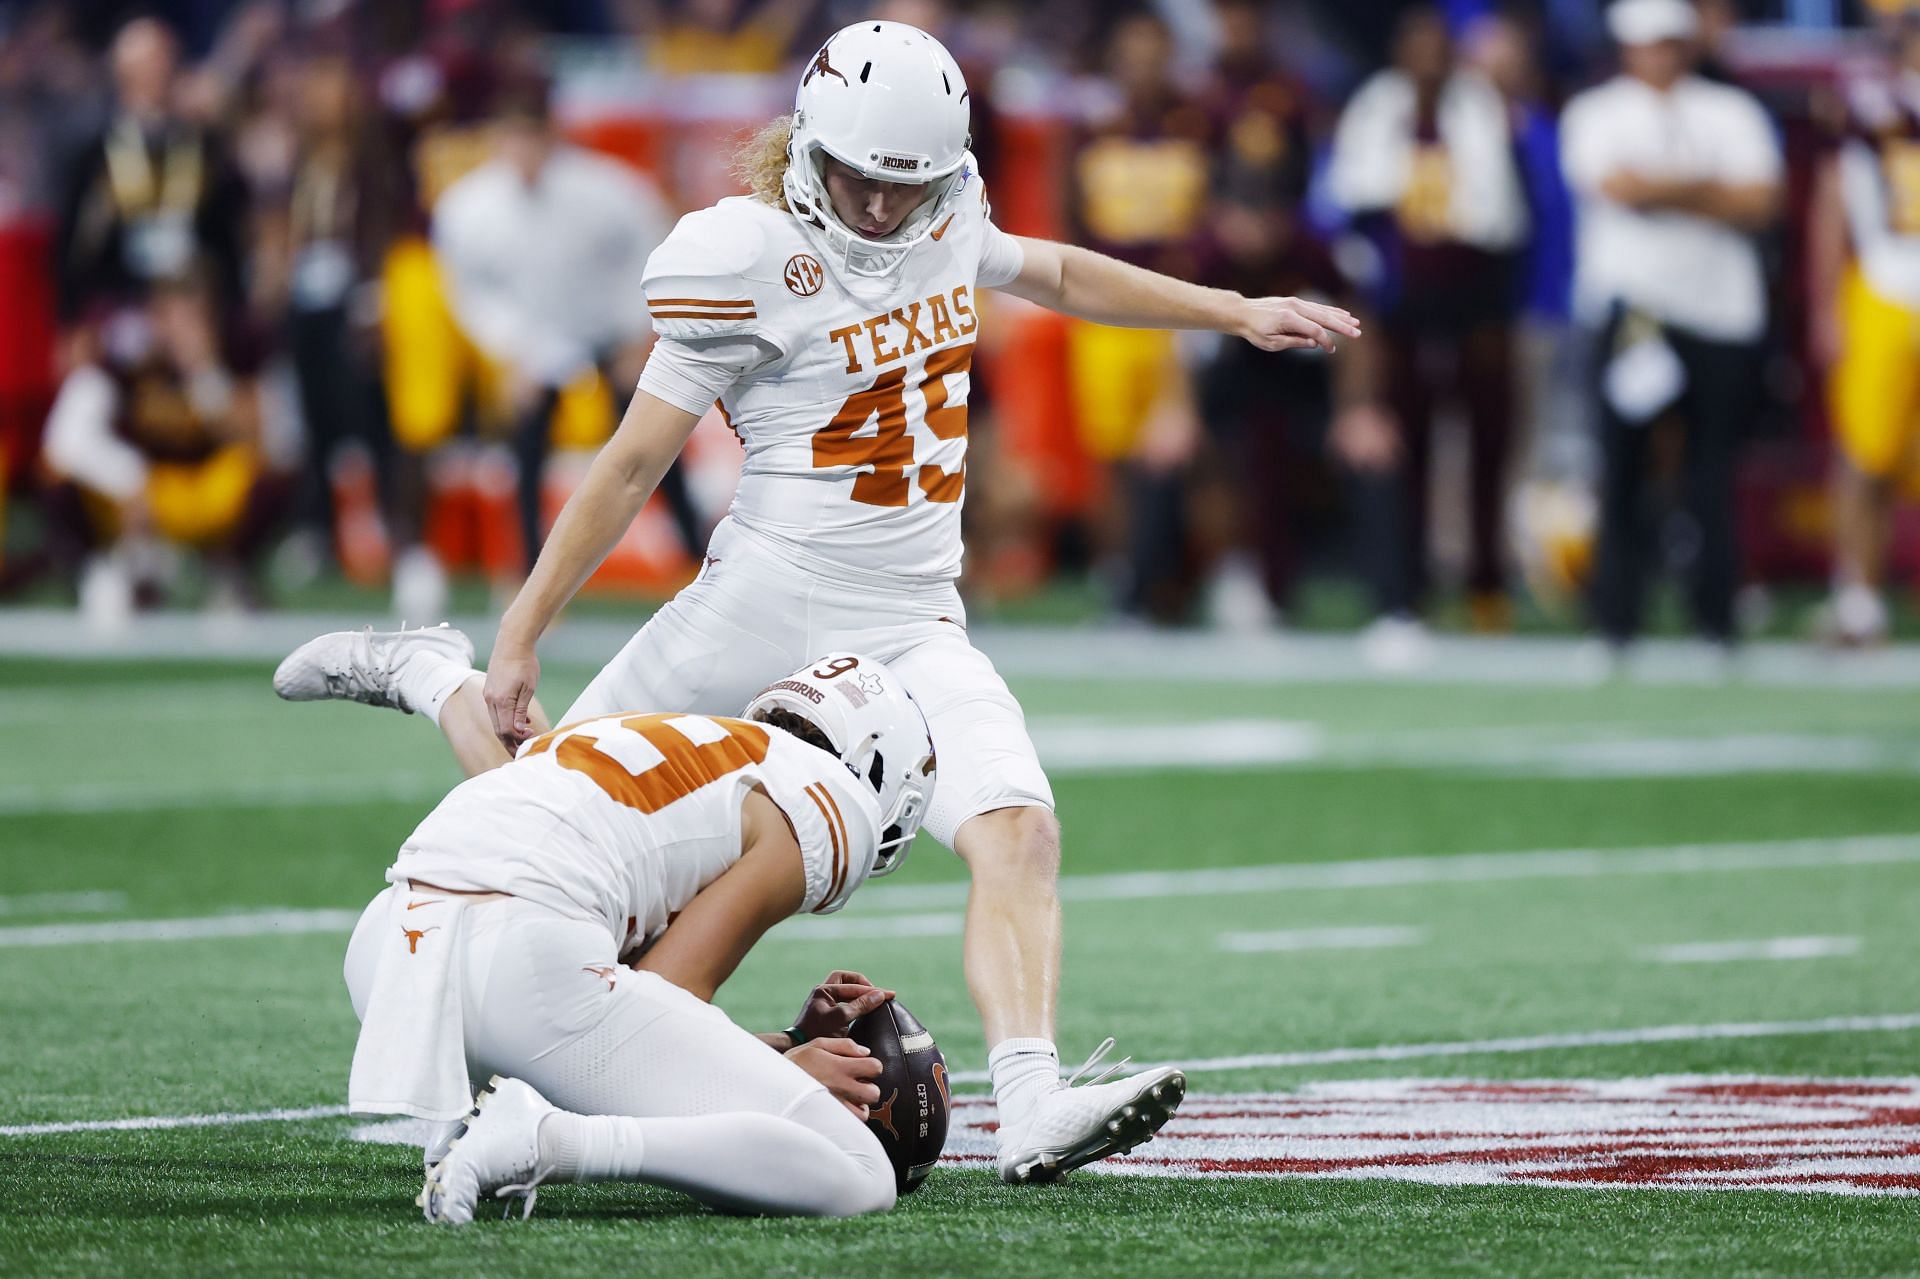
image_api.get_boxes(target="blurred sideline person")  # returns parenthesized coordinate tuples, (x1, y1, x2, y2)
(1198, 0, 1363, 628)
(336, 653, 935, 1221)
(1561, 0, 1781, 654)
(41, 269, 278, 623)
(56, 17, 246, 326)
(1810, 9, 1920, 645)
(276, 20, 1353, 1186)
(430, 78, 691, 595)
(1066, 11, 1215, 620)
(271, 51, 408, 584)
(1327, 6, 1529, 660)
(646, 0, 822, 75)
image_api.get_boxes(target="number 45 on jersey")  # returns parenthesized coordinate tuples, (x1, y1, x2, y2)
(812, 343, 974, 508)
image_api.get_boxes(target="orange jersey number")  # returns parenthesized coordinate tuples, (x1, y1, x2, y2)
(812, 344, 975, 507)
(522, 713, 771, 814)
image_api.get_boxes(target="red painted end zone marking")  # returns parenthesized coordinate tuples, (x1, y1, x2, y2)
(943, 1077, 1920, 1196)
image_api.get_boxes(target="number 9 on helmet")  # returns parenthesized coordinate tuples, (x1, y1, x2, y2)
(742, 653, 935, 875)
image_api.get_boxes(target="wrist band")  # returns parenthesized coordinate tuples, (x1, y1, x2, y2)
(783, 1024, 810, 1047)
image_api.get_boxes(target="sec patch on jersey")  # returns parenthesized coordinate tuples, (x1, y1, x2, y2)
(848, 999, 950, 1193)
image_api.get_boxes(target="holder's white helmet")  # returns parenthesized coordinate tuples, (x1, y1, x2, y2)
(743, 653, 936, 876)
(783, 20, 972, 280)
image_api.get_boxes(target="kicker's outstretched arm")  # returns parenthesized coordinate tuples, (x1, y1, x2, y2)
(996, 235, 1363, 353)
(485, 392, 703, 749)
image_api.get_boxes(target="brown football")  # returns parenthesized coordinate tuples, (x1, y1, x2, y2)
(847, 998, 950, 1193)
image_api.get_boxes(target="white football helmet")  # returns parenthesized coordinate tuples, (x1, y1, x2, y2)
(743, 652, 936, 876)
(784, 20, 973, 280)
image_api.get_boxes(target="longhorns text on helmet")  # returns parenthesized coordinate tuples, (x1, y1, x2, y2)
(745, 652, 937, 877)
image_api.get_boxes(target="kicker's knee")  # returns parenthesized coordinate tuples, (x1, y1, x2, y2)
(955, 806, 1061, 886)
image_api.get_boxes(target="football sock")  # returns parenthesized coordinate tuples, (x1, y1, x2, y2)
(534, 1108, 642, 1183)
(401, 657, 479, 728)
(987, 1037, 1060, 1132)
(535, 1107, 890, 1215)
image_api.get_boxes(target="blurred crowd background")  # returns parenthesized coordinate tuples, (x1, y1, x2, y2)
(3, 0, 1919, 658)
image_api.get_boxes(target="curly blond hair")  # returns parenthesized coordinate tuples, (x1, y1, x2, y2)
(733, 114, 794, 208)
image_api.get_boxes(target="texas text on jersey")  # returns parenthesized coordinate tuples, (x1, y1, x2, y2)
(634, 171, 1026, 583)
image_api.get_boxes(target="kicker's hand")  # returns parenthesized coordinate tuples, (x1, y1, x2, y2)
(790, 970, 895, 1043)
(1236, 296, 1363, 354)
(786, 1038, 884, 1119)
(482, 644, 541, 752)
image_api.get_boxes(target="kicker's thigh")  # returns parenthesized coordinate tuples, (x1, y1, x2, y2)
(564, 571, 808, 723)
(883, 632, 1055, 849)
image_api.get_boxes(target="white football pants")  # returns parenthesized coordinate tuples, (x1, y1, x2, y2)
(345, 887, 894, 1216)
(563, 515, 1054, 847)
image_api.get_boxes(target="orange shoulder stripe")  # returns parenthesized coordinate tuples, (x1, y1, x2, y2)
(804, 784, 846, 911)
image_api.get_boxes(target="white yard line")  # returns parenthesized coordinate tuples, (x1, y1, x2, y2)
(0, 1105, 348, 1137)
(0, 909, 361, 947)
(858, 833, 1920, 911)
(769, 912, 965, 941)
(0, 906, 966, 948)
(4, 834, 1914, 947)
(9, 1012, 1920, 1134)
(1218, 925, 1427, 954)
(0, 891, 127, 917)
(0, 772, 456, 816)
(8, 718, 1919, 816)
(1033, 721, 1920, 778)
(9, 609, 1920, 686)
(945, 1012, 1920, 1084)
(1645, 936, 1863, 964)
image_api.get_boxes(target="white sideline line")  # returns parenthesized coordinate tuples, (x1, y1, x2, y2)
(9, 1012, 1920, 1133)
(0, 1105, 348, 1137)
(1646, 936, 1863, 964)
(945, 1013, 1920, 1084)
(1218, 925, 1427, 954)
(858, 833, 1920, 911)
(0, 909, 361, 948)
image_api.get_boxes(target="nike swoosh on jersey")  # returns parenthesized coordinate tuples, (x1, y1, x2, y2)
(929, 214, 956, 241)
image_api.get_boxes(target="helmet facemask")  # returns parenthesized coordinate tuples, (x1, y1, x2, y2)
(783, 133, 971, 280)
(842, 729, 933, 875)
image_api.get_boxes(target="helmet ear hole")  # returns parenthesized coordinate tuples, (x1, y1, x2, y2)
(867, 752, 885, 793)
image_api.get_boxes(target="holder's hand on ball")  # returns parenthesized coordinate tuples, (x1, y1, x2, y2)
(788, 970, 895, 1044)
(786, 1038, 884, 1119)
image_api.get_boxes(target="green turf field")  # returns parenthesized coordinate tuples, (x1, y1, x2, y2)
(3, 646, 1919, 1276)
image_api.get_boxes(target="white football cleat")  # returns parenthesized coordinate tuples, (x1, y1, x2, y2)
(996, 1039, 1185, 1185)
(419, 1076, 556, 1225)
(272, 622, 472, 714)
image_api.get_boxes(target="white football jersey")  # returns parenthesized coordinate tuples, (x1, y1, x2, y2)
(636, 161, 1024, 582)
(388, 714, 882, 957)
